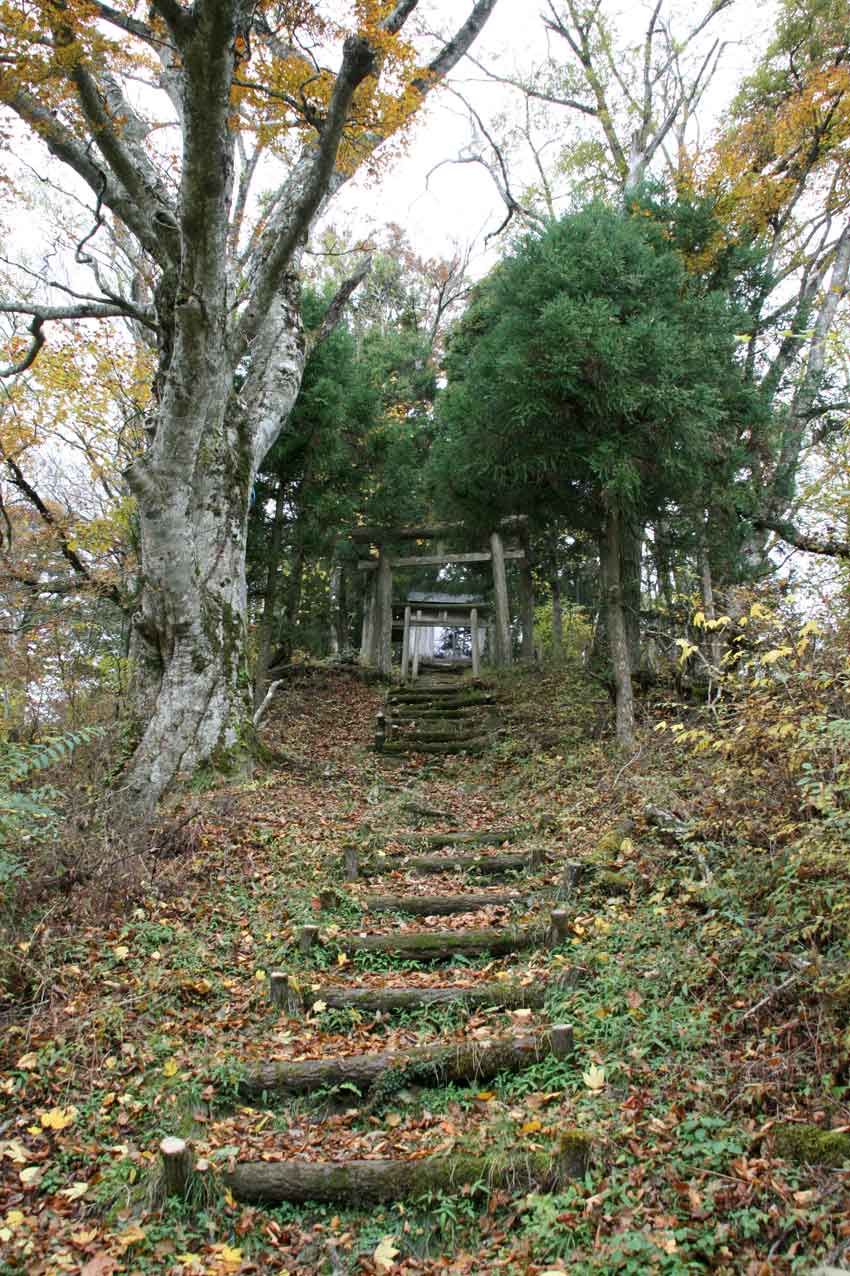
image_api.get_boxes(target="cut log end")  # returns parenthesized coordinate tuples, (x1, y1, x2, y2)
(269, 971, 302, 1015)
(299, 925, 320, 955)
(550, 909, 571, 944)
(343, 845, 360, 881)
(550, 1023, 575, 1059)
(160, 1136, 193, 1198)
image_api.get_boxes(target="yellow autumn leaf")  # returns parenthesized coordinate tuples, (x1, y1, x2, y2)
(114, 1223, 146, 1248)
(60, 1181, 89, 1201)
(177, 1255, 203, 1268)
(16, 1052, 38, 1070)
(521, 1120, 542, 1134)
(476, 1091, 496, 1101)
(113, 946, 130, 960)
(162, 1058, 179, 1077)
(254, 969, 267, 982)
(336, 951, 349, 967)
(3, 1210, 25, 1230)
(71, 1227, 99, 1245)
(214, 1242, 243, 1267)
(582, 1064, 606, 1092)
(373, 1235, 400, 1271)
(40, 1106, 78, 1130)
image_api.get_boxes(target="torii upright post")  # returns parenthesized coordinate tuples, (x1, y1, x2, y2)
(400, 605, 412, 680)
(360, 569, 377, 665)
(470, 607, 480, 676)
(376, 549, 393, 676)
(490, 531, 511, 667)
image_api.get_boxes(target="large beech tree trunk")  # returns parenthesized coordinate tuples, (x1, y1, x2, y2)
(1, 1, 501, 821)
(124, 284, 307, 815)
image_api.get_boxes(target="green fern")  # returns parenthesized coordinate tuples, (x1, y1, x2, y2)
(0, 726, 104, 880)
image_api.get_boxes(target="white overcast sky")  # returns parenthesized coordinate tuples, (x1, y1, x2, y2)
(332, 0, 777, 267)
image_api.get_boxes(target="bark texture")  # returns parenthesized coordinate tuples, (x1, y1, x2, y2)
(0, 2, 502, 820)
(224, 1135, 590, 1203)
(294, 979, 547, 1014)
(332, 924, 544, 960)
(238, 1031, 554, 1099)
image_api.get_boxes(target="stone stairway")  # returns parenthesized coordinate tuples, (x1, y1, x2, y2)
(215, 822, 590, 1207)
(374, 674, 501, 756)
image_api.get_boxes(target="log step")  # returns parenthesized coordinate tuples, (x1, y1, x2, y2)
(330, 923, 544, 961)
(285, 978, 547, 1014)
(387, 727, 491, 744)
(224, 1134, 590, 1204)
(238, 1028, 570, 1100)
(409, 852, 542, 875)
(380, 737, 491, 756)
(388, 694, 497, 710)
(388, 685, 490, 703)
(387, 709, 487, 719)
(364, 892, 527, 916)
(397, 829, 524, 849)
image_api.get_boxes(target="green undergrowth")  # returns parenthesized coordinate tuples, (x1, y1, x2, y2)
(1, 662, 849, 1274)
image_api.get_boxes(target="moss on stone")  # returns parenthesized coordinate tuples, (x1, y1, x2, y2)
(774, 1122, 850, 1167)
(556, 1129, 593, 1179)
(594, 870, 633, 895)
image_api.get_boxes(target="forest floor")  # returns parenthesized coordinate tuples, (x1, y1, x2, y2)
(1, 662, 849, 1276)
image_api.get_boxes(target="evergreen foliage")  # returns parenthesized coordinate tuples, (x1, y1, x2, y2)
(431, 200, 764, 541)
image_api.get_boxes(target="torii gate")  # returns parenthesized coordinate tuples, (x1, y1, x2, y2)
(350, 516, 534, 675)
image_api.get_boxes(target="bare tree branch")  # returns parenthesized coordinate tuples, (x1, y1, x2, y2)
(0, 316, 44, 378)
(91, 2, 160, 45)
(1, 88, 166, 263)
(755, 517, 850, 559)
(383, 1, 421, 35)
(1, 450, 128, 608)
(411, 0, 500, 91)
(305, 255, 372, 358)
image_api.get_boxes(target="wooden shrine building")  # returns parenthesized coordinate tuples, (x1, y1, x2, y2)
(351, 516, 534, 676)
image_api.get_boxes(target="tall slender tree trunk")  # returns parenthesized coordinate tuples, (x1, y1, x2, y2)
(328, 563, 343, 657)
(600, 508, 635, 750)
(551, 576, 563, 661)
(699, 532, 722, 671)
(254, 479, 287, 708)
(284, 541, 306, 652)
(621, 515, 643, 674)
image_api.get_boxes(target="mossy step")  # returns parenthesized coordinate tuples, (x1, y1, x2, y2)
(409, 851, 543, 875)
(224, 1134, 590, 1203)
(320, 922, 546, 961)
(380, 737, 490, 756)
(238, 1028, 566, 1100)
(277, 978, 547, 1014)
(363, 892, 527, 916)
(397, 828, 525, 849)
